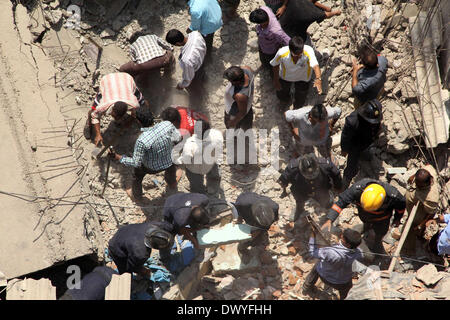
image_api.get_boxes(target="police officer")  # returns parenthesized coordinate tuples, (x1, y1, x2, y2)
(108, 221, 174, 276)
(228, 192, 279, 264)
(162, 193, 210, 249)
(321, 179, 406, 262)
(278, 153, 343, 221)
(341, 99, 383, 189)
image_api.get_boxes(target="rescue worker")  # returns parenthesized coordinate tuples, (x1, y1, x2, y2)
(228, 192, 279, 263)
(321, 179, 406, 263)
(108, 221, 174, 276)
(341, 99, 383, 189)
(278, 153, 342, 221)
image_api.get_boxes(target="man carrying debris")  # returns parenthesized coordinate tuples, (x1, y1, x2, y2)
(341, 99, 383, 189)
(303, 228, 363, 300)
(163, 192, 211, 249)
(111, 119, 182, 201)
(176, 120, 223, 194)
(59, 266, 118, 300)
(84, 72, 153, 146)
(351, 45, 388, 108)
(429, 213, 450, 256)
(186, 0, 223, 54)
(270, 36, 322, 109)
(160, 106, 210, 137)
(228, 192, 279, 263)
(249, 7, 290, 77)
(107, 221, 174, 276)
(279, 0, 341, 43)
(223, 65, 255, 130)
(322, 179, 406, 263)
(165, 29, 206, 95)
(278, 153, 342, 222)
(403, 165, 440, 256)
(285, 103, 341, 158)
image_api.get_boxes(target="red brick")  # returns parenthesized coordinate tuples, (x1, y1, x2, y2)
(272, 290, 282, 298)
(288, 273, 297, 286)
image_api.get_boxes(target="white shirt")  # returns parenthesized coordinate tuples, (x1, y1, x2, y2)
(285, 106, 341, 146)
(178, 31, 206, 88)
(177, 128, 223, 175)
(270, 45, 318, 82)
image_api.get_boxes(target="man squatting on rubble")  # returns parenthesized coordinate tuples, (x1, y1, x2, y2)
(303, 228, 363, 300)
(227, 192, 279, 264)
(278, 153, 343, 222)
(322, 179, 406, 263)
(403, 165, 440, 256)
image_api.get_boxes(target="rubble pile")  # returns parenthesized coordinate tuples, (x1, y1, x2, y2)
(19, 0, 450, 300)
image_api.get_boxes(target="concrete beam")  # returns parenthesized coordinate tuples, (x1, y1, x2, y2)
(105, 273, 131, 300)
(212, 243, 261, 276)
(6, 278, 56, 300)
(197, 224, 254, 249)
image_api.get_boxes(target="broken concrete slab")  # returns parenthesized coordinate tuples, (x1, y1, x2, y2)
(0, 271, 6, 287)
(6, 278, 56, 300)
(105, 273, 131, 300)
(415, 264, 444, 287)
(197, 223, 255, 249)
(386, 167, 407, 175)
(212, 243, 261, 276)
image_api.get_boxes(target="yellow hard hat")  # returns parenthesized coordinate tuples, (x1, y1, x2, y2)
(360, 184, 386, 211)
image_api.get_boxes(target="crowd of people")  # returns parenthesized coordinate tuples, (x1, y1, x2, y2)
(68, 0, 448, 300)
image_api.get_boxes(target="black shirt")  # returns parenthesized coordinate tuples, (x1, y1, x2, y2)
(279, 0, 326, 41)
(341, 112, 381, 154)
(59, 266, 118, 300)
(108, 221, 172, 274)
(163, 193, 210, 233)
(235, 192, 279, 230)
(279, 157, 342, 200)
(328, 178, 406, 223)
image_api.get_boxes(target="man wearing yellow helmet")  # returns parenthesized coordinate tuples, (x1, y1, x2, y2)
(321, 178, 406, 262)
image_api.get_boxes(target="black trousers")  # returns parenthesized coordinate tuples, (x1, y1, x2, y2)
(202, 33, 215, 57)
(343, 147, 372, 182)
(132, 164, 176, 198)
(276, 78, 309, 109)
(303, 264, 353, 300)
(292, 189, 332, 221)
(259, 48, 275, 78)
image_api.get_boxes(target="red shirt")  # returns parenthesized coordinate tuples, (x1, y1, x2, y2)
(176, 106, 209, 136)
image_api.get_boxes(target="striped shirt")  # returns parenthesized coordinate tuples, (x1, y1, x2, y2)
(120, 121, 181, 171)
(130, 35, 173, 64)
(91, 73, 141, 125)
(270, 45, 318, 82)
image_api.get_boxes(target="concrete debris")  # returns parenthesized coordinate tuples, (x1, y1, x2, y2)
(212, 243, 261, 276)
(415, 264, 444, 287)
(105, 273, 131, 300)
(6, 278, 56, 300)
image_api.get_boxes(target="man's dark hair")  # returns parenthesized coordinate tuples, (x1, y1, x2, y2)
(415, 169, 432, 187)
(249, 9, 269, 24)
(190, 206, 209, 228)
(309, 104, 328, 121)
(359, 45, 378, 69)
(428, 231, 440, 256)
(112, 102, 128, 118)
(289, 36, 304, 54)
(223, 66, 245, 83)
(129, 31, 146, 44)
(166, 29, 184, 45)
(160, 107, 181, 125)
(343, 229, 362, 249)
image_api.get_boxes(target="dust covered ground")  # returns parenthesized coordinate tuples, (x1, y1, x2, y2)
(6, 0, 450, 299)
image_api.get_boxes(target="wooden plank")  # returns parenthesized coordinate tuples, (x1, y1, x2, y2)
(104, 273, 131, 300)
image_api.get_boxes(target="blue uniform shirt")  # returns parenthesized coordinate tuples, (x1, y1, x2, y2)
(188, 0, 223, 36)
(438, 214, 450, 255)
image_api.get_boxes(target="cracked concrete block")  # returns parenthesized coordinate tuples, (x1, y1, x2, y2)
(416, 264, 444, 287)
(212, 243, 261, 276)
(197, 223, 254, 249)
(105, 273, 131, 300)
(6, 278, 56, 300)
